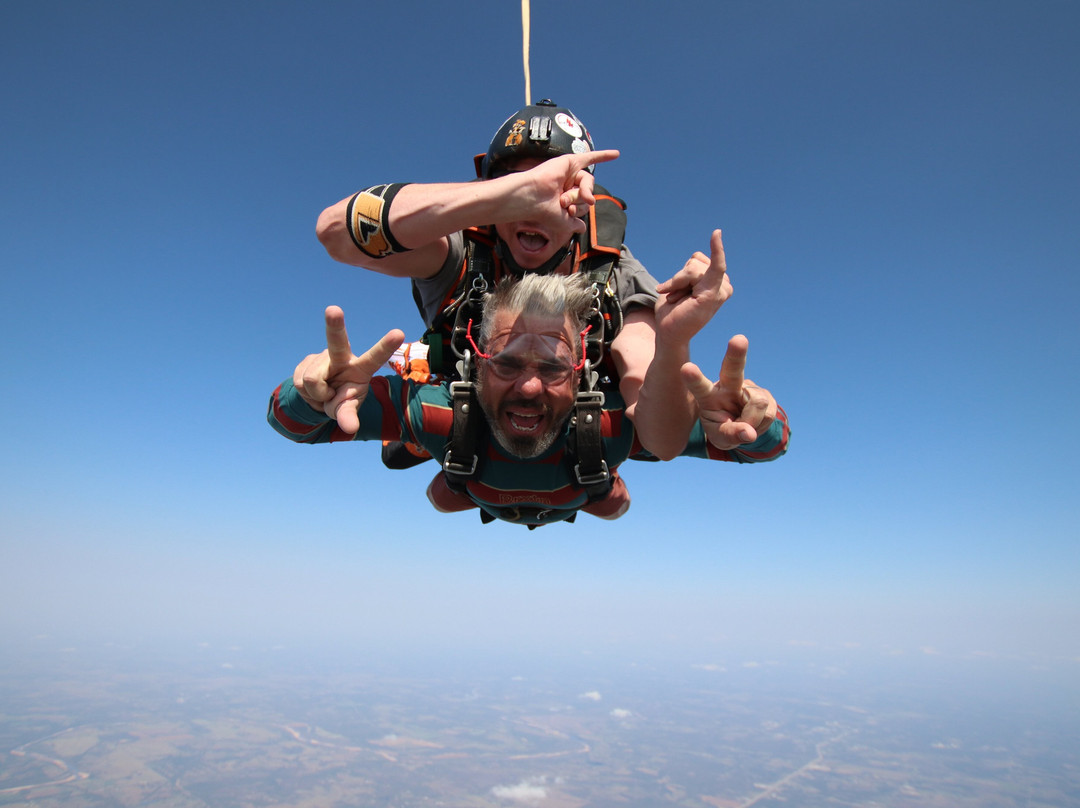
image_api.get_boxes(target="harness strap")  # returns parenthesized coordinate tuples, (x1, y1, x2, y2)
(427, 186, 627, 522)
(569, 296, 613, 504)
(570, 388, 612, 502)
(442, 376, 482, 493)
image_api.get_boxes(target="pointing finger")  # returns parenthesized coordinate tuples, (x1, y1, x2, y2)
(579, 148, 620, 171)
(709, 229, 726, 278)
(718, 335, 748, 394)
(703, 229, 730, 296)
(325, 306, 354, 371)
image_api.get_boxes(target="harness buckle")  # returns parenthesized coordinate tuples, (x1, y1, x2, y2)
(444, 378, 480, 480)
(572, 389, 609, 491)
(443, 453, 478, 477)
(574, 458, 610, 488)
(575, 390, 605, 408)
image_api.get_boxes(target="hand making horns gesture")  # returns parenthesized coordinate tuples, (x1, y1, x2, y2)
(292, 306, 404, 435)
(654, 229, 735, 346)
(681, 335, 778, 450)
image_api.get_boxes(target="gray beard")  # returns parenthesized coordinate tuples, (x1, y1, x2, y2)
(476, 377, 565, 459)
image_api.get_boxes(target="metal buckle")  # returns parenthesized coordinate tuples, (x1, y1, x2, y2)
(443, 453, 478, 477)
(574, 459, 610, 487)
(575, 389, 605, 411)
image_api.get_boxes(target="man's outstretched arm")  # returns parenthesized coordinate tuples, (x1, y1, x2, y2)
(315, 150, 619, 278)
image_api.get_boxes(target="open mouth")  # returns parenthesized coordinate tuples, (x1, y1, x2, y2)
(516, 230, 550, 254)
(488, 398, 560, 458)
(506, 410, 544, 433)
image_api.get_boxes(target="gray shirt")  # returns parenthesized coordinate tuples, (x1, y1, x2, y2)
(411, 231, 659, 328)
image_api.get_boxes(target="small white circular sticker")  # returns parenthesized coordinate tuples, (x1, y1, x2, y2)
(555, 113, 583, 138)
(571, 138, 589, 154)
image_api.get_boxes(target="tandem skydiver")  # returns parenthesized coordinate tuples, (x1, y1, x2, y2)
(268, 267, 789, 527)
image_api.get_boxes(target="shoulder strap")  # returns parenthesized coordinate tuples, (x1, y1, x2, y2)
(422, 230, 499, 378)
(441, 376, 483, 494)
(568, 389, 612, 503)
(565, 287, 613, 504)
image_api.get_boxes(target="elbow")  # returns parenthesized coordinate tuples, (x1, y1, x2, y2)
(315, 203, 367, 266)
(626, 410, 686, 460)
(633, 425, 687, 460)
(315, 206, 344, 256)
(647, 441, 687, 463)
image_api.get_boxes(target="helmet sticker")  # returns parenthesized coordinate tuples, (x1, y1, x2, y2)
(504, 119, 526, 147)
(571, 138, 589, 155)
(555, 113, 583, 138)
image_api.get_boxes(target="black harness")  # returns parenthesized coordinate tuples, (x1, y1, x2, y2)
(433, 187, 629, 527)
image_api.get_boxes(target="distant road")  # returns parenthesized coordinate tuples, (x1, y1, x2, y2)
(737, 730, 851, 808)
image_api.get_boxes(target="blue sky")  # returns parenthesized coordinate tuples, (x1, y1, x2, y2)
(2, 1, 1078, 665)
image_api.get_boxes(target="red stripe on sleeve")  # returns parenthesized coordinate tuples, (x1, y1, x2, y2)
(420, 400, 454, 436)
(270, 384, 325, 438)
(368, 377, 402, 439)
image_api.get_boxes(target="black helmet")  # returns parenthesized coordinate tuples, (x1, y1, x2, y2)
(475, 99, 596, 179)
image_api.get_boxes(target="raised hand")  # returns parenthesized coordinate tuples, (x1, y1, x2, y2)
(292, 306, 404, 434)
(654, 229, 734, 348)
(516, 149, 620, 231)
(681, 335, 777, 450)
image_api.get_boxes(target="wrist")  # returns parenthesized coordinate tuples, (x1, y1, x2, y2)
(647, 337, 691, 377)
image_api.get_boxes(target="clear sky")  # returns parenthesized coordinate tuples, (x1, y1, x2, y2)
(2, 1, 1078, 665)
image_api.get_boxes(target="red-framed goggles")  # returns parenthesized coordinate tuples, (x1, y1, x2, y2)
(466, 320, 591, 384)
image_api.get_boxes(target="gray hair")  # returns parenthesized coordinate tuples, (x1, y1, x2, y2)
(479, 273, 596, 356)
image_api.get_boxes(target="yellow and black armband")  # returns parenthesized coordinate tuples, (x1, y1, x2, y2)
(345, 183, 411, 259)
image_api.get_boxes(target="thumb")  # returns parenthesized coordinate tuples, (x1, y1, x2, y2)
(333, 398, 360, 435)
(327, 383, 364, 435)
(681, 362, 716, 403)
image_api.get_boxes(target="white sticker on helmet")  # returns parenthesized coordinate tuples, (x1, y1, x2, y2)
(555, 113, 583, 138)
(571, 138, 589, 154)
